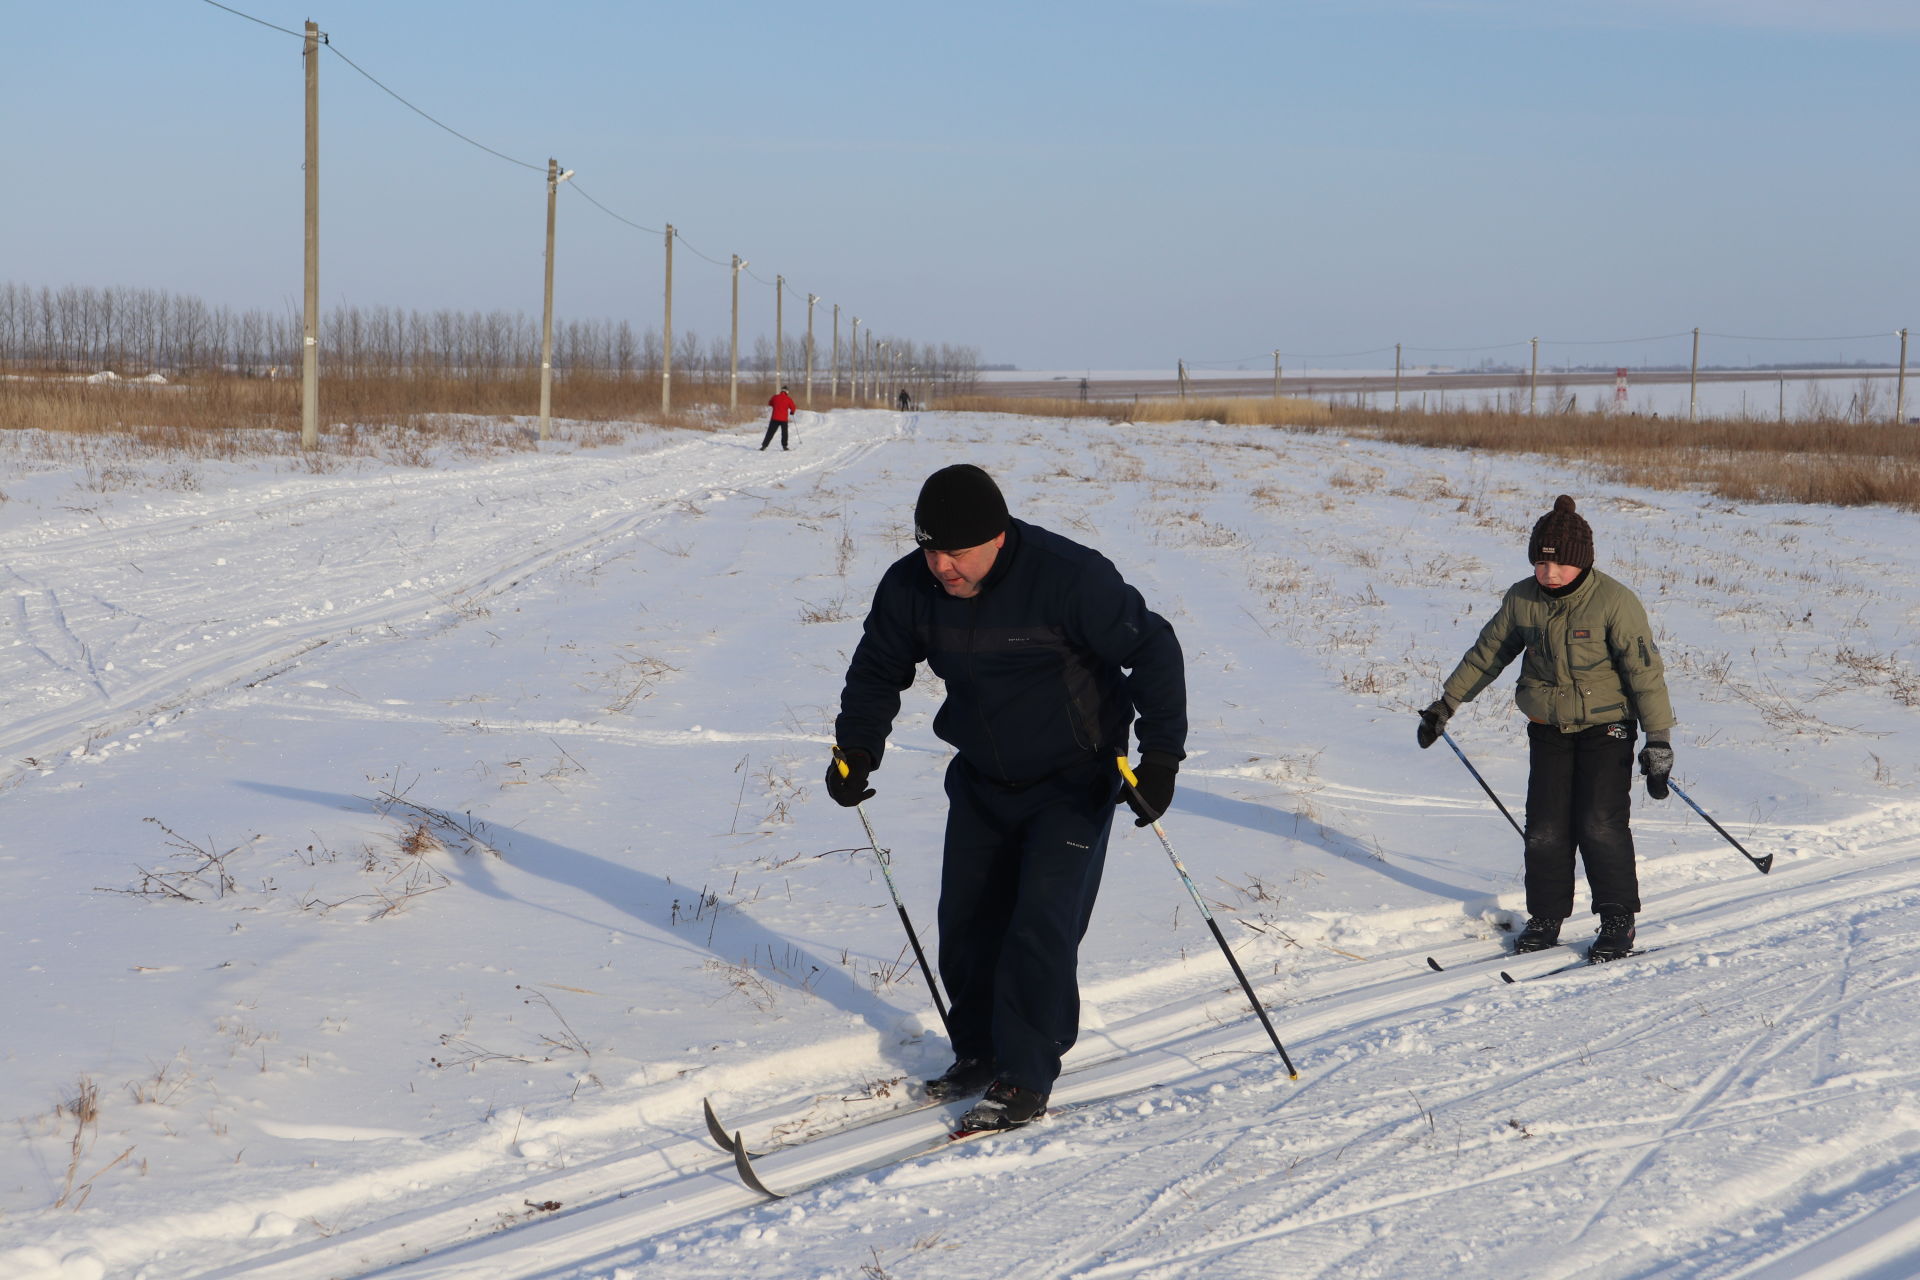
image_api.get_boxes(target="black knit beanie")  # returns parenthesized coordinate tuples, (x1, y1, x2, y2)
(913, 464, 1009, 552)
(1528, 495, 1594, 568)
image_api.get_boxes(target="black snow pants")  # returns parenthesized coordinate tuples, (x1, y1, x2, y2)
(760, 418, 789, 449)
(1522, 720, 1641, 917)
(937, 754, 1120, 1095)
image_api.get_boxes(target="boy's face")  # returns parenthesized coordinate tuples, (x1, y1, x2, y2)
(1534, 560, 1581, 589)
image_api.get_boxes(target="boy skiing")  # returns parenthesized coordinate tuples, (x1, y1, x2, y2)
(1416, 495, 1675, 963)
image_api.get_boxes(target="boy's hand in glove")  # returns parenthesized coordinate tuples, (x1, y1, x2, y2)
(1120, 753, 1179, 827)
(1416, 699, 1454, 749)
(825, 747, 876, 807)
(1638, 741, 1673, 799)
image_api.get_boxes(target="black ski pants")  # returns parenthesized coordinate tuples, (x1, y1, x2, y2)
(760, 418, 789, 450)
(937, 754, 1119, 1095)
(1522, 720, 1641, 917)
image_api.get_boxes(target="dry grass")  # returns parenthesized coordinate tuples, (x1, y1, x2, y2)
(948, 392, 1920, 511)
(0, 369, 879, 463)
(12, 373, 1919, 509)
(940, 392, 1335, 427)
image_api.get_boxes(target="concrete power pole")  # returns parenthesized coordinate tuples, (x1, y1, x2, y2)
(1273, 350, 1281, 399)
(866, 331, 876, 403)
(729, 254, 746, 412)
(1394, 343, 1403, 414)
(1528, 337, 1539, 416)
(850, 316, 861, 402)
(774, 274, 784, 391)
(661, 225, 674, 414)
(1689, 327, 1701, 422)
(301, 21, 320, 450)
(831, 305, 841, 399)
(1896, 327, 1909, 425)
(537, 158, 572, 442)
(805, 294, 817, 407)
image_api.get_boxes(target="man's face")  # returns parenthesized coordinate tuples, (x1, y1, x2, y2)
(1534, 560, 1580, 589)
(924, 533, 1006, 598)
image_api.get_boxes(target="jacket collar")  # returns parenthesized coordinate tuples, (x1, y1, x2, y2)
(977, 519, 1023, 595)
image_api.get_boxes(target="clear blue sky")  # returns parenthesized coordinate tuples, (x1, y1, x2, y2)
(3, 0, 1915, 370)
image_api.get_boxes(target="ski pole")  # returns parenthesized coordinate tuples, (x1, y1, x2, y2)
(1440, 729, 1525, 840)
(1666, 780, 1773, 875)
(1116, 757, 1299, 1079)
(834, 749, 952, 1038)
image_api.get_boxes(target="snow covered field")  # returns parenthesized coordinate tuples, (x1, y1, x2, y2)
(4, 407, 1920, 1280)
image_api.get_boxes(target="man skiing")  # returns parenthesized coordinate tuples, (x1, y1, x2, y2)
(1415, 495, 1675, 963)
(826, 464, 1188, 1130)
(762, 385, 797, 451)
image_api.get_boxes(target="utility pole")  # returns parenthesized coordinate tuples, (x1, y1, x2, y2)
(877, 342, 890, 405)
(866, 331, 876, 402)
(729, 254, 746, 412)
(850, 316, 861, 402)
(537, 158, 572, 441)
(661, 225, 674, 413)
(1178, 359, 1188, 400)
(805, 293, 818, 407)
(1394, 343, 1403, 414)
(1528, 337, 1539, 416)
(1689, 327, 1701, 422)
(774, 274, 784, 391)
(1897, 328, 1910, 425)
(301, 21, 320, 450)
(1273, 350, 1281, 399)
(831, 304, 841, 399)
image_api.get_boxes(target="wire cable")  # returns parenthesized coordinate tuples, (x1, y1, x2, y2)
(198, 0, 546, 173)
(1705, 330, 1893, 343)
(1538, 332, 1692, 346)
(567, 182, 663, 235)
(324, 45, 546, 173)
(199, 0, 306, 39)
(671, 229, 732, 268)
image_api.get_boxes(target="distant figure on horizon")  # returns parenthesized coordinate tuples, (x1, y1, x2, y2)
(762, 386, 797, 451)
(897, 388, 911, 412)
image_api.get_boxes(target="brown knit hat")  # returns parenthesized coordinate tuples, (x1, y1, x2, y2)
(1528, 495, 1594, 568)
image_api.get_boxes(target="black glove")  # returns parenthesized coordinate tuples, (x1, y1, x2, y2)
(1120, 753, 1178, 827)
(825, 747, 875, 807)
(1639, 742, 1673, 800)
(1416, 698, 1454, 750)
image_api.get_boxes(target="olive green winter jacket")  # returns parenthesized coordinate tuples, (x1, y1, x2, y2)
(1441, 568, 1675, 737)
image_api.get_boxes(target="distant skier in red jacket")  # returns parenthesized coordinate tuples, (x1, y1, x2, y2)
(762, 387, 797, 451)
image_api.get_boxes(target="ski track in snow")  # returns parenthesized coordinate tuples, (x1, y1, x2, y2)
(4, 410, 1920, 1280)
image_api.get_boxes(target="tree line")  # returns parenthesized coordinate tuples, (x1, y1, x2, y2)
(0, 281, 983, 392)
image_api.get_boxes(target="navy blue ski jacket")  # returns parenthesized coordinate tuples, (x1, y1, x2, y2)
(834, 518, 1187, 785)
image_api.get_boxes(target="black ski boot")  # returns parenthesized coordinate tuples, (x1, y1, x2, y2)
(924, 1057, 995, 1102)
(959, 1080, 1048, 1132)
(1513, 916, 1565, 953)
(1588, 912, 1637, 963)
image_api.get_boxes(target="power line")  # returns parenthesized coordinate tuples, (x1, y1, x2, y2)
(1538, 332, 1692, 346)
(197, 0, 546, 172)
(1705, 330, 1893, 343)
(323, 45, 547, 173)
(670, 229, 732, 269)
(198, 0, 305, 39)
(568, 182, 663, 235)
